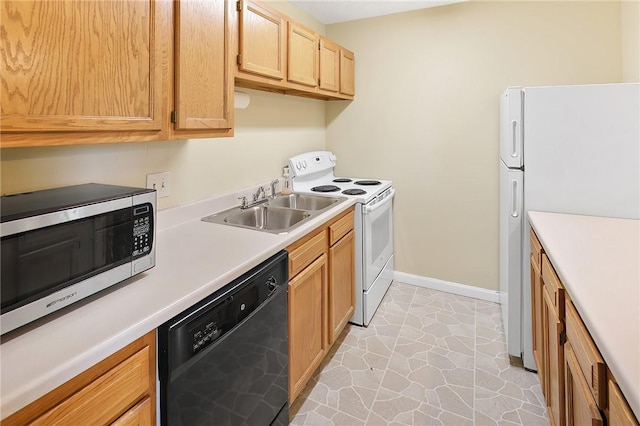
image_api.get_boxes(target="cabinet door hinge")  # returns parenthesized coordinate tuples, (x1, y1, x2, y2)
(237, 54, 242, 65)
(559, 330, 567, 346)
(170, 111, 177, 123)
(236, 0, 242, 12)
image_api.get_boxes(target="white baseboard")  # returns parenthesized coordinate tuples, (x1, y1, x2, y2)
(393, 271, 500, 303)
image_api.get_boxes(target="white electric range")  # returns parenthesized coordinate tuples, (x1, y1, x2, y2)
(287, 151, 395, 326)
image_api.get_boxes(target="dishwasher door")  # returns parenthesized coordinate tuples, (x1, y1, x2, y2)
(158, 251, 289, 426)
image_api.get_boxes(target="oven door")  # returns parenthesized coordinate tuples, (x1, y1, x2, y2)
(362, 189, 395, 291)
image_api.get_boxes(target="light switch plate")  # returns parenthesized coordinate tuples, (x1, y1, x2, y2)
(146, 172, 171, 198)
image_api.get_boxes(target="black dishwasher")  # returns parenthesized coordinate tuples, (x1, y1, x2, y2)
(158, 251, 289, 426)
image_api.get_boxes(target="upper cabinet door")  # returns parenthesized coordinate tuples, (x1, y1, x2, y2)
(238, 0, 286, 80)
(174, 0, 232, 131)
(340, 49, 355, 96)
(319, 37, 339, 92)
(0, 1, 163, 133)
(287, 23, 317, 87)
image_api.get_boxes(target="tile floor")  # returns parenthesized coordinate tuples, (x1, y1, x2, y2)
(290, 282, 549, 425)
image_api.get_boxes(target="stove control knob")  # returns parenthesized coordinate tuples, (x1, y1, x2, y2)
(302, 160, 307, 169)
(329, 154, 337, 163)
(296, 162, 302, 170)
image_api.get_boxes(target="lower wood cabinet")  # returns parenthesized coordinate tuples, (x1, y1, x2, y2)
(530, 227, 639, 426)
(287, 207, 355, 405)
(565, 342, 603, 426)
(609, 378, 639, 426)
(530, 250, 546, 398)
(4, 331, 156, 426)
(288, 252, 329, 404)
(543, 284, 565, 426)
(328, 229, 355, 345)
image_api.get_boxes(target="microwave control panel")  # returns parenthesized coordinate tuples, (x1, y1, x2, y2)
(132, 203, 154, 258)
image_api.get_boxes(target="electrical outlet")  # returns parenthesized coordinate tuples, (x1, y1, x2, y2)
(146, 172, 171, 198)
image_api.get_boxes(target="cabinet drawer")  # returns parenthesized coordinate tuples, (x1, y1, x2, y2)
(288, 229, 327, 277)
(542, 254, 564, 315)
(565, 299, 606, 408)
(32, 347, 150, 425)
(608, 378, 640, 426)
(530, 228, 543, 269)
(329, 210, 354, 246)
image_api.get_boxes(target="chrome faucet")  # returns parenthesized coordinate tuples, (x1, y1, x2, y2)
(269, 179, 279, 199)
(253, 186, 266, 202)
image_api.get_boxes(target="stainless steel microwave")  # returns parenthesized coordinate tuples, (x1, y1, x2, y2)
(1, 183, 156, 335)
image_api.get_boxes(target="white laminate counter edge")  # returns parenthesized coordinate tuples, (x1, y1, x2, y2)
(0, 188, 356, 420)
(528, 211, 640, 421)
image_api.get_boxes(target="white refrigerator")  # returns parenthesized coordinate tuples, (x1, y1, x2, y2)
(499, 83, 640, 370)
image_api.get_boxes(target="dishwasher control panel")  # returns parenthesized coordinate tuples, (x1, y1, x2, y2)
(190, 320, 221, 353)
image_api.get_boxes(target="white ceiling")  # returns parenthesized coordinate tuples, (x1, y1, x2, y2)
(289, 0, 467, 24)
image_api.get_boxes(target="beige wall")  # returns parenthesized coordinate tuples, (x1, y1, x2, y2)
(622, 0, 640, 81)
(326, 1, 624, 291)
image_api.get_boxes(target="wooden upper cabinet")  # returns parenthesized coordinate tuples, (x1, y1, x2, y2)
(319, 37, 339, 92)
(287, 22, 318, 87)
(340, 48, 355, 96)
(0, 1, 163, 135)
(237, 0, 286, 80)
(174, 0, 232, 132)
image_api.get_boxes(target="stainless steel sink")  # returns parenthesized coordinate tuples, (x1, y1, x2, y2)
(202, 193, 347, 234)
(226, 206, 310, 231)
(267, 193, 341, 211)
(202, 205, 311, 233)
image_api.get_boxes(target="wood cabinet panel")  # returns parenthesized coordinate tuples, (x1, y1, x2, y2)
(565, 300, 606, 409)
(329, 210, 354, 245)
(608, 378, 640, 426)
(340, 49, 355, 96)
(238, 0, 286, 80)
(288, 254, 328, 404)
(111, 397, 152, 426)
(31, 348, 149, 425)
(288, 229, 327, 278)
(543, 285, 565, 426)
(543, 254, 565, 313)
(319, 37, 339, 92)
(329, 230, 355, 345)
(565, 343, 604, 426)
(531, 253, 546, 398)
(174, 0, 232, 131)
(288, 22, 317, 87)
(530, 228, 543, 269)
(4, 332, 156, 426)
(1, 1, 163, 134)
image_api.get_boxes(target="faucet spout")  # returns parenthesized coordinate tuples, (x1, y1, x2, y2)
(253, 186, 266, 202)
(270, 179, 279, 199)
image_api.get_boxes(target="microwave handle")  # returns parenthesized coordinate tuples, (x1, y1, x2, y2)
(364, 188, 395, 214)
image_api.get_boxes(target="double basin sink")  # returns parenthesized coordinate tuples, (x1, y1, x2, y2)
(202, 193, 347, 234)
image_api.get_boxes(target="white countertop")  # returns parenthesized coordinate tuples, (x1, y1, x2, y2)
(528, 211, 640, 420)
(0, 189, 355, 420)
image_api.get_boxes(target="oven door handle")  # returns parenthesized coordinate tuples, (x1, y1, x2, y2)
(364, 188, 395, 214)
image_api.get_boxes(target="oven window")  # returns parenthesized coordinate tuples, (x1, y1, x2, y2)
(371, 208, 391, 262)
(1, 208, 132, 313)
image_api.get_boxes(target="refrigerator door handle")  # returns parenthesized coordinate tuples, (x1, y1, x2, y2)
(511, 180, 519, 217)
(511, 120, 518, 158)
